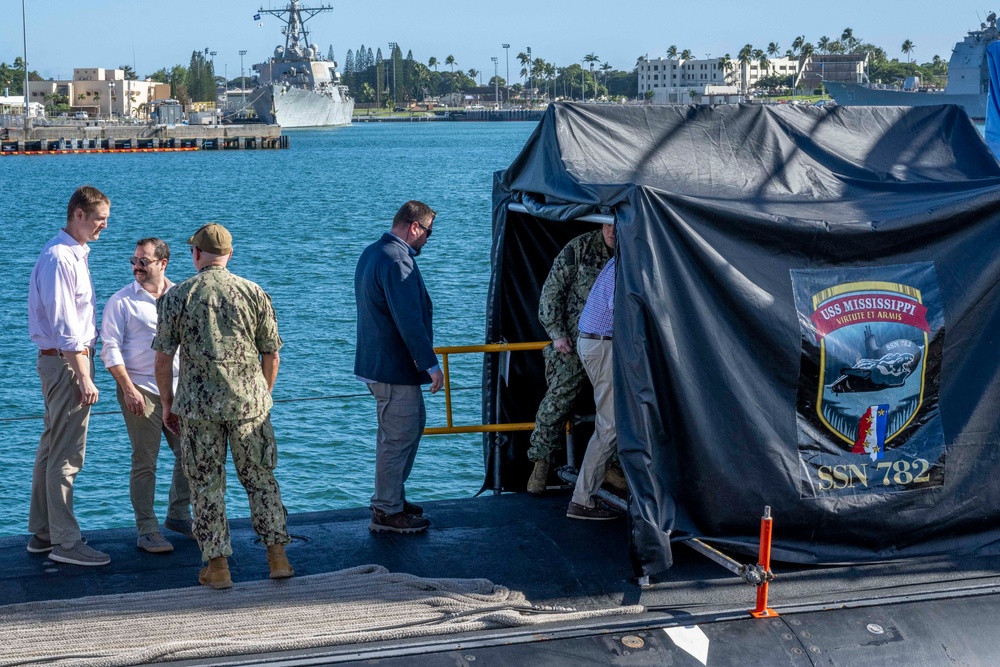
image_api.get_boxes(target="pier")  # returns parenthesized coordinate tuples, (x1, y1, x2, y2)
(352, 109, 545, 123)
(0, 123, 287, 155)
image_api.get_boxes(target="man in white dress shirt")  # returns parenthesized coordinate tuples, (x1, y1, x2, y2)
(101, 238, 192, 554)
(27, 185, 111, 567)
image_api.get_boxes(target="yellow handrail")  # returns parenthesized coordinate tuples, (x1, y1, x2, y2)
(424, 341, 549, 436)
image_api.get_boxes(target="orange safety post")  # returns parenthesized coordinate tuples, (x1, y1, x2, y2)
(749, 506, 778, 618)
(441, 352, 453, 428)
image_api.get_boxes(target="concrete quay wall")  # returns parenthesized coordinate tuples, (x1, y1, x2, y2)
(1, 124, 286, 153)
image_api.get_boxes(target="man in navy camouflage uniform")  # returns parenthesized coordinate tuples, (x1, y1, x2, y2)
(527, 224, 616, 494)
(153, 223, 293, 589)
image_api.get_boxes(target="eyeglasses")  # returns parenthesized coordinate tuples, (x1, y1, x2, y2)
(415, 221, 433, 238)
(129, 257, 161, 269)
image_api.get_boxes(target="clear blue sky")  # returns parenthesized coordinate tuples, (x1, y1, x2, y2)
(1, 1, 991, 82)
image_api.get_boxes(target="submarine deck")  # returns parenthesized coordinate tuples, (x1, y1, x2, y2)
(3, 489, 1000, 665)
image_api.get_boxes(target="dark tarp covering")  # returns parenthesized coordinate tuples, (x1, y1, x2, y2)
(485, 102, 1000, 581)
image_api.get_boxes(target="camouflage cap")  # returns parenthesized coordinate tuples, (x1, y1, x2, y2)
(187, 223, 232, 255)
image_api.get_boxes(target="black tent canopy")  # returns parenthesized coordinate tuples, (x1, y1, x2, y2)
(485, 102, 1000, 581)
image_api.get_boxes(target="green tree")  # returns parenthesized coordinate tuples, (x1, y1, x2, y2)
(445, 54, 456, 72)
(737, 44, 754, 93)
(680, 49, 692, 60)
(666, 45, 678, 60)
(841, 27, 858, 51)
(428, 56, 438, 71)
(902, 39, 915, 63)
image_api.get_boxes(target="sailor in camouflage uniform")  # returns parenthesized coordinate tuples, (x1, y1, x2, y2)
(152, 223, 293, 590)
(527, 224, 614, 494)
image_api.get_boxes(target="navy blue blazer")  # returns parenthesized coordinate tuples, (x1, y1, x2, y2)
(354, 233, 437, 385)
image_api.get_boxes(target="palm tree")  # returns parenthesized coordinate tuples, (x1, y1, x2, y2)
(445, 55, 456, 72)
(902, 39, 915, 63)
(718, 54, 735, 85)
(737, 44, 753, 94)
(583, 53, 600, 98)
(799, 43, 815, 61)
(841, 27, 857, 52)
(680, 49, 692, 61)
(666, 45, 678, 60)
(600, 62, 613, 92)
(818, 36, 831, 54)
(516, 51, 531, 91)
(428, 56, 438, 71)
(756, 50, 770, 74)
(767, 42, 781, 58)
(791, 35, 805, 57)
(468, 68, 479, 85)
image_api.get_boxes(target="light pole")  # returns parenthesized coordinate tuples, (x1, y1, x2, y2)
(502, 43, 510, 108)
(388, 41, 398, 109)
(526, 46, 531, 107)
(239, 49, 247, 111)
(491, 56, 498, 109)
(108, 81, 115, 119)
(21, 0, 30, 134)
(589, 62, 595, 100)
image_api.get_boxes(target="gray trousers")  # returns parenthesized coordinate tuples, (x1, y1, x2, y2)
(29, 354, 93, 546)
(571, 337, 617, 508)
(116, 385, 191, 535)
(368, 382, 425, 515)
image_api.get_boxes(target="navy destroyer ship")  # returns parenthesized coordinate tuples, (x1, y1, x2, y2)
(250, 1, 354, 128)
(825, 12, 998, 119)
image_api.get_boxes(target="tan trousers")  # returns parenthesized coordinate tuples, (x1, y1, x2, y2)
(572, 337, 617, 507)
(116, 385, 191, 535)
(29, 354, 93, 546)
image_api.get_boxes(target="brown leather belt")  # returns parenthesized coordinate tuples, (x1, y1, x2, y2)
(579, 333, 612, 341)
(39, 348, 92, 357)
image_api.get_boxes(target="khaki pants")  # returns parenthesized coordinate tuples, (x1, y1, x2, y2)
(29, 354, 93, 546)
(571, 337, 617, 507)
(116, 385, 191, 535)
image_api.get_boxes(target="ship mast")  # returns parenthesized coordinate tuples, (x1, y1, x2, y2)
(257, 1, 333, 60)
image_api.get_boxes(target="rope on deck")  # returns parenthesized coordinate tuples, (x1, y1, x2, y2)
(0, 564, 645, 667)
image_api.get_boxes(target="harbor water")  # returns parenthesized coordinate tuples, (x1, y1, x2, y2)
(0, 121, 537, 538)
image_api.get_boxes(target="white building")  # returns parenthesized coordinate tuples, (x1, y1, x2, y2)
(27, 68, 170, 119)
(735, 56, 800, 94)
(0, 94, 44, 118)
(639, 53, 806, 103)
(637, 57, 739, 105)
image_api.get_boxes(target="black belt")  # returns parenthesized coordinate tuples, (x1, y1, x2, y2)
(579, 333, 612, 341)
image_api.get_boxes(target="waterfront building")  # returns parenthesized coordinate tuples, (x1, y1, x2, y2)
(735, 56, 800, 94)
(26, 68, 170, 119)
(639, 53, 812, 102)
(795, 53, 869, 92)
(638, 57, 739, 105)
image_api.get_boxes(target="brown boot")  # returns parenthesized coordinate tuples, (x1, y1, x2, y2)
(198, 556, 232, 590)
(526, 460, 550, 495)
(267, 544, 294, 579)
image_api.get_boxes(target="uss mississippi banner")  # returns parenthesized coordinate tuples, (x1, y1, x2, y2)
(792, 263, 946, 499)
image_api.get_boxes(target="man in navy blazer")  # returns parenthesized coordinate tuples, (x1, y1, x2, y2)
(355, 201, 444, 534)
